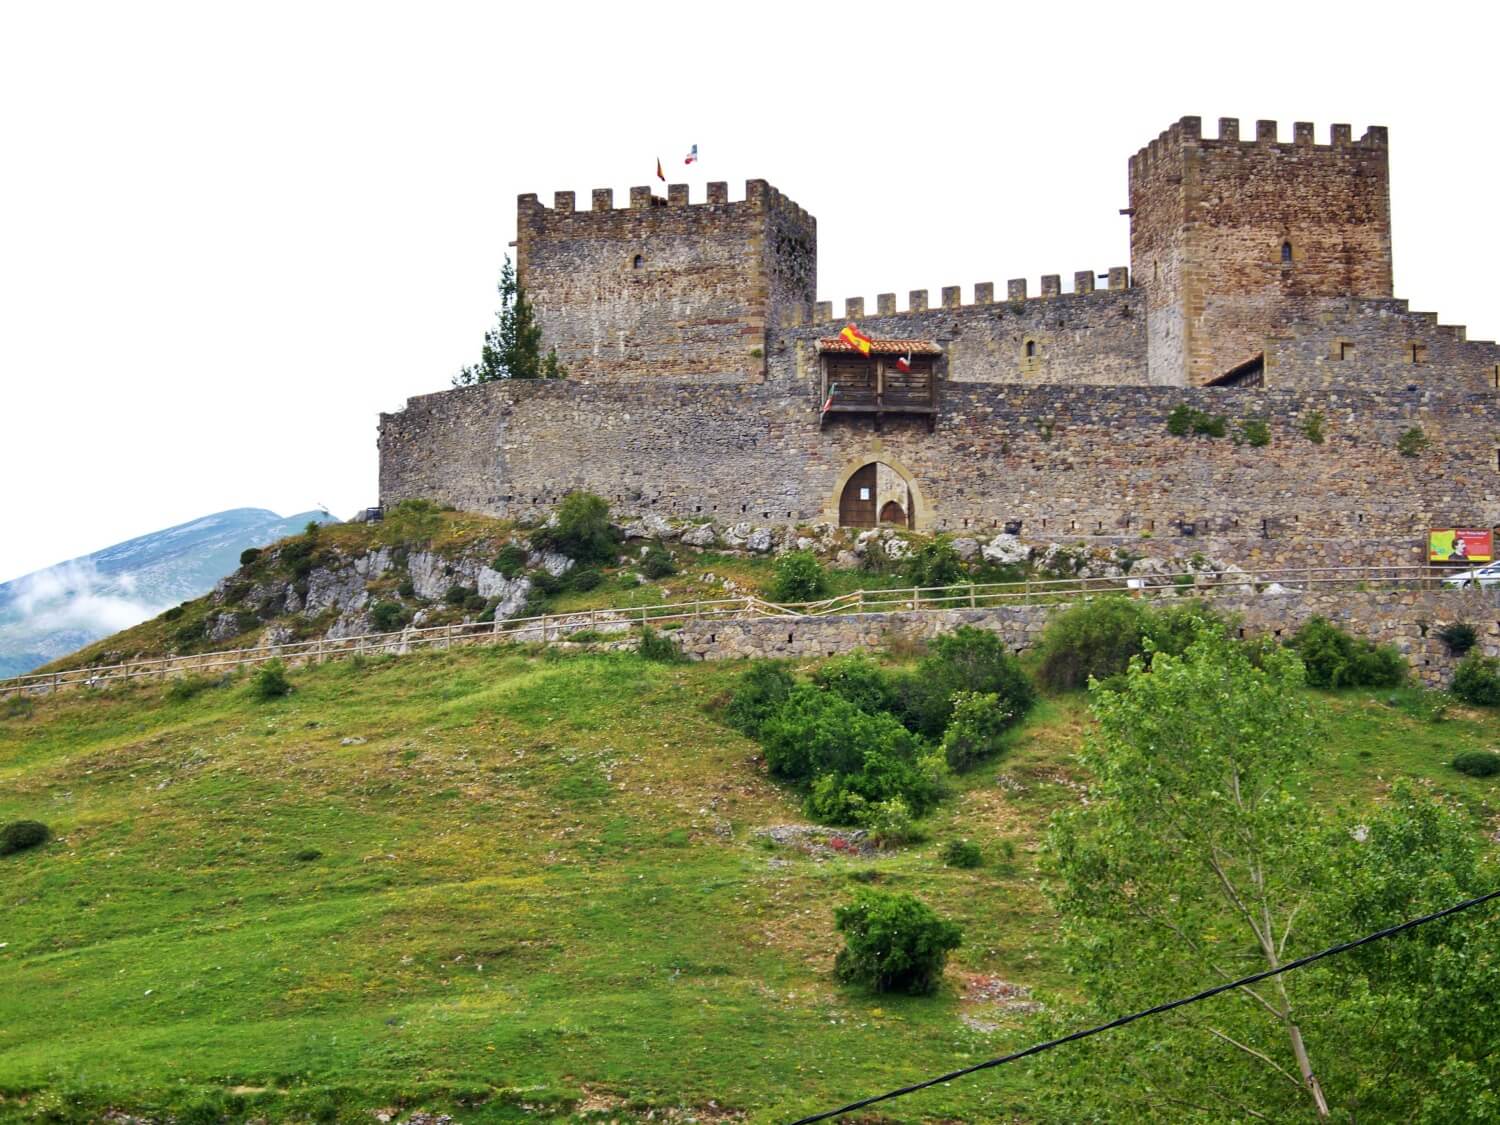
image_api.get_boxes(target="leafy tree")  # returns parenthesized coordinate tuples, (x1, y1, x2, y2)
(938, 690, 1013, 771)
(531, 491, 619, 565)
(453, 256, 565, 384)
(810, 653, 898, 716)
(1046, 624, 1500, 1122)
(834, 889, 962, 995)
(895, 625, 1034, 738)
(723, 662, 795, 737)
(902, 536, 966, 588)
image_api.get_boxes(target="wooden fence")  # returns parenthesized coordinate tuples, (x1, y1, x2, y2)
(0, 564, 1484, 698)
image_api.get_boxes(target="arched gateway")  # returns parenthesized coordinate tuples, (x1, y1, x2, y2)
(836, 461, 915, 528)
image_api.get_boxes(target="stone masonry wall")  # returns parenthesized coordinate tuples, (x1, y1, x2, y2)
(379, 374, 1500, 570)
(672, 586, 1500, 688)
(516, 180, 814, 382)
(778, 280, 1146, 387)
(1131, 118, 1393, 386)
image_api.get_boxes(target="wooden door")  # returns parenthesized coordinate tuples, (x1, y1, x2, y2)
(839, 464, 878, 527)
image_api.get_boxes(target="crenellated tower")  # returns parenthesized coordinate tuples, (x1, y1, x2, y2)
(515, 180, 816, 381)
(1129, 116, 1392, 385)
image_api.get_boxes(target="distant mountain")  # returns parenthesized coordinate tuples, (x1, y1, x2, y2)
(0, 508, 337, 678)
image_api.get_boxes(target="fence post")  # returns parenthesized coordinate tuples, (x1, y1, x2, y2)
(52, 672, 60, 696)
(969, 583, 976, 609)
(914, 587, 921, 610)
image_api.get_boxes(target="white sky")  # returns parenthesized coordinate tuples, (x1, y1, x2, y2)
(3, 1, 1497, 584)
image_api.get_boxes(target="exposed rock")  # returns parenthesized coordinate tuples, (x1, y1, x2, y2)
(623, 512, 678, 540)
(746, 527, 774, 553)
(681, 523, 717, 548)
(259, 624, 296, 648)
(982, 534, 1031, 566)
(835, 550, 860, 569)
(206, 613, 241, 643)
(353, 547, 394, 578)
(527, 550, 575, 578)
(952, 537, 981, 561)
(325, 609, 373, 639)
(407, 551, 459, 601)
(796, 536, 816, 552)
(303, 566, 368, 616)
(489, 576, 534, 627)
(883, 537, 911, 561)
(474, 566, 514, 599)
(723, 521, 753, 548)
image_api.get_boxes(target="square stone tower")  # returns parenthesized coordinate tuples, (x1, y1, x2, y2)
(515, 180, 816, 381)
(1129, 116, 1392, 385)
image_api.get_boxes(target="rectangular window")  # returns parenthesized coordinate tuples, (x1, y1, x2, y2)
(1339, 341, 1354, 360)
(1408, 343, 1427, 365)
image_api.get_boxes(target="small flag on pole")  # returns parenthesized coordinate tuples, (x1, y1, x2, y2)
(821, 382, 838, 414)
(895, 350, 912, 373)
(656, 157, 665, 182)
(839, 322, 873, 357)
(684, 144, 698, 165)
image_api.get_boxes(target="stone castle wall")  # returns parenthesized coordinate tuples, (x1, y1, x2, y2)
(379, 374, 1500, 569)
(671, 586, 1500, 688)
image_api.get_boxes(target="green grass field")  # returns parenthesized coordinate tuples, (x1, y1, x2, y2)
(2, 647, 1497, 1123)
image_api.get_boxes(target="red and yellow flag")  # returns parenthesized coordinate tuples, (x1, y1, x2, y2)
(839, 322, 873, 357)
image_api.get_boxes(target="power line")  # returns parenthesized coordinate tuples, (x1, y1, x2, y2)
(787, 887, 1500, 1125)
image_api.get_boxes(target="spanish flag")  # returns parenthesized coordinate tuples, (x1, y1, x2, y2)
(839, 322, 873, 357)
(656, 158, 665, 182)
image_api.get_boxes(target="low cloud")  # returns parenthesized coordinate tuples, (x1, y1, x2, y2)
(5, 560, 168, 636)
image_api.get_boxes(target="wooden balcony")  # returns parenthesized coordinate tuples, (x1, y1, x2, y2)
(817, 339, 942, 431)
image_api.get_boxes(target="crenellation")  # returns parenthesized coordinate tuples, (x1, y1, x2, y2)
(667, 184, 689, 206)
(1075, 271, 1095, 295)
(1294, 121, 1314, 145)
(974, 282, 994, 304)
(877, 293, 896, 315)
(844, 297, 864, 320)
(814, 300, 832, 322)
(707, 181, 728, 204)
(1256, 119, 1278, 143)
(1219, 116, 1239, 141)
(1331, 123, 1351, 146)
(1040, 275, 1061, 298)
(629, 185, 654, 209)
(1108, 266, 1129, 291)
(591, 188, 613, 211)
(909, 290, 928, 312)
(553, 190, 575, 212)
(942, 286, 962, 309)
(1362, 125, 1389, 147)
(1008, 279, 1027, 301)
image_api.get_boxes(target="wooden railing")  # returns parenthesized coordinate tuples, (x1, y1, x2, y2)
(0, 564, 1488, 698)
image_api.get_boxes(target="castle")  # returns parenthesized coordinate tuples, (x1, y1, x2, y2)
(379, 116, 1500, 567)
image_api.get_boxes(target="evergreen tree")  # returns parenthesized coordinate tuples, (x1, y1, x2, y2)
(453, 256, 564, 384)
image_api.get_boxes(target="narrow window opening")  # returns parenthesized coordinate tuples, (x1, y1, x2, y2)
(632, 254, 644, 269)
(1339, 341, 1354, 361)
(1494, 448, 1500, 472)
(1280, 241, 1293, 265)
(1409, 343, 1427, 365)
(1025, 340, 1037, 358)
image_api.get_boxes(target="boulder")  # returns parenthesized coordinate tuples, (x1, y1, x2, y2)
(303, 566, 368, 616)
(325, 609, 373, 640)
(883, 537, 911, 561)
(681, 523, 717, 548)
(206, 612, 241, 643)
(746, 527, 774, 553)
(526, 550, 575, 577)
(981, 534, 1031, 566)
(723, 521, 754, 548)
(835, 550, 860, 570)
(952, 537, 981, 561)
(489, 576, 535, 626)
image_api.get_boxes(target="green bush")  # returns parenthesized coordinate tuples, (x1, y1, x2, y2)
(637, 626, 683, 663)
(1300, 410, 1326, 444)
(1450, 653, 1500, 707)
(531, 571, 564, 595)
(724, 662, 795, 737)
(939, 691, 1014, 771)
(239, 547, 263, 566)
(1291, 617, 1406, 689)
(1451, 750, 1500, 778)
(1036, 596, 1151, 691)
(1437, 622, 1477, 657)
(493, 543, 528, 578)
(463, 593, 486, 613)
(2, 695, 35, 720)
(833, 889, 962, 995)
(942, 838, 983, 868)
(166, 675, 216, 703)
(1397, 426, 1430, 457)
(811, 654, 898, 716)
(445, 583, 475, 606)
(0, 820, 49, 856)
(1239, 417, 1271, 447)
(771, 550, 828, 602)
(162, 604, 186, 621)
(858, 797, 917, 846)
(568, 566, 602, 592)
(250, 659, 291, 700)
(903, 537, 966, 589)
(896, 626, 1035, 739)
(378, 498, 442, 546)
(531, 491, 619, 565)
(1166, 404, 1227, 438)
(641, 543, 677, 580)
(294, 847, 323, 862)
(369, 601, 409, 633)
(397, 577, 417, 598)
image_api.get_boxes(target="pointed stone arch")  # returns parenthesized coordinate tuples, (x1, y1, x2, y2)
(823, 452, 932, 530)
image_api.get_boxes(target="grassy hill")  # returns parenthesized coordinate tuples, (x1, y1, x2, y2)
(1, 644, 1497, 1123)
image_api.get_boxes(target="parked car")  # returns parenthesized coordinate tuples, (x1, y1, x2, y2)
(1442, 561, 1500, 588)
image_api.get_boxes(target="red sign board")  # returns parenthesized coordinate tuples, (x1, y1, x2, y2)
(1429, 528, 1494, 564)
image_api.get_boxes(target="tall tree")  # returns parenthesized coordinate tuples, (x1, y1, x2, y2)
(453, 256, 563, 384)
(1043, 625, 1500, 1122)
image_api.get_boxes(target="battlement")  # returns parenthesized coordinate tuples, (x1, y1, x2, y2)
(517, 179, 812, 226)
(798, 269, 1131, 326)
(1130, 116, 1389, 178)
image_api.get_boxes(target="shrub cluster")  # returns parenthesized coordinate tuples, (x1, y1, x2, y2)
(903, 537, 966, 589)
(1291, 617, 1406, 689)
(724, 628, 1035, 832)
(1450, 653, 1500, 707)
(941, 838, 983, 869)
(1437, 622, 1478, 657)
(531, 491, 619, 565)
(833, 889, 962, 995)
(637, 626, 683, 663)
(1166, 404, 1227, 438)
(492, 543, 528, 578)
(0, 820, 49, 856)
(1452, 750, 1500, 778)
(1238, 417, 1272, 447)
(641, 543, 677, 580)
(771, 551, 828, 602)
(250, 659, 292, 700)
(369, 601, 409, 633)
(1034, 596, 1219, 691)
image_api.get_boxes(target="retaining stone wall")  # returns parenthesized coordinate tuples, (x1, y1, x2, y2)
(671, 587, 1500, 688)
